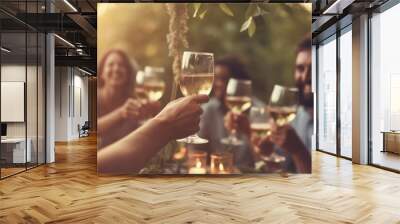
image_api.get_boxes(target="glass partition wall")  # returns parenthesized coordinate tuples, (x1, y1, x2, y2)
(0, 2, 46, 179)
(316, 25, 353, 159)
(317, 35, 337, 154)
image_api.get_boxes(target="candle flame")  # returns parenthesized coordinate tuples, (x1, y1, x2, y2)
(196, 158, 202, 168)
(219, 163, 224, 171)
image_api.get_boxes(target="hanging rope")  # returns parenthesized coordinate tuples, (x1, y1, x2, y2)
(166, 3, 189, 100)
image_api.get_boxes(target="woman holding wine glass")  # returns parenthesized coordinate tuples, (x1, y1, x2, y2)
(97, 49, 161, 149)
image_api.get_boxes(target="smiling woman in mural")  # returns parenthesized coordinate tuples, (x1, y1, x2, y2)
(97, 49, 160, 148)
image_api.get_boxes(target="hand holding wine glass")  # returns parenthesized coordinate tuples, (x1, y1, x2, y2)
(258, 85, 299, 164)
(221, 78, 252, 146)
(134, 67, 165, 121)
(154, 94, 209, 140)
(224, 112, 251, 138)
(135, 66, 166, 102)
(177, 51, 214, 144)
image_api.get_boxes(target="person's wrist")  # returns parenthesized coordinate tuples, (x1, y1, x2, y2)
(117, 106, 126, 119)
(149, 116, 173, 143)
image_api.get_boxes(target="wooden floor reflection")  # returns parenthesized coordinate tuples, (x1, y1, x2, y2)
(0, 134, 399, 223)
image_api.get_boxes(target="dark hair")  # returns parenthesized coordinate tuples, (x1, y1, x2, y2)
(215, 56, 250, 80)
(296, 34, 312, 55)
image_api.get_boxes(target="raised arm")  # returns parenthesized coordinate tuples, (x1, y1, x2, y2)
(97, 95, 209, 174)
(98, 98, 161, 135)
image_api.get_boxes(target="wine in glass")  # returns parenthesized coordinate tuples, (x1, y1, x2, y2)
(249, 107, 271, 138)
(135, 66, 166, 102)
(177, 51, 214, 144)
(220, 78, 252, 146)
(134, 70, 147, 100)
(262, 85, 299, 164)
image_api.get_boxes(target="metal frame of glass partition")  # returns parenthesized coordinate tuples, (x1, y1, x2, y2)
(0, 1, 47, 180)
(367, 0, 400, 173)
(315, 20, 353, 161)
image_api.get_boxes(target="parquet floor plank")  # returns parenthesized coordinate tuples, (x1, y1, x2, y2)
(0, 135, 399, 223)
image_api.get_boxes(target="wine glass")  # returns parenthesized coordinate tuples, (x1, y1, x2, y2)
(249, 107, 271, 139)
(261, 85, 299, 165)
(220, 78, 252, 146)
(135, 66, 166, 102)
(177, 51, 214, 144)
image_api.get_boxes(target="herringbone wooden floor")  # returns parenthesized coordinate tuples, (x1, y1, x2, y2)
(1, 135, 400, 224)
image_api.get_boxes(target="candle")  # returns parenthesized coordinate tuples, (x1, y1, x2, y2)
(210, 152, 233, 174)
(189, 158, 206, 174)
(173, 147, 187, 161)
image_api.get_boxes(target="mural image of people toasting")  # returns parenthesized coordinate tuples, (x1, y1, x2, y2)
(97, 3, 312, 174)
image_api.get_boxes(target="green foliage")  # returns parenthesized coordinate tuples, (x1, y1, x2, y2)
(219, 3, 234, 17)
(188, 3, 311, 101)
(99, 3, 311, 104)
(192, 3, 271, 37)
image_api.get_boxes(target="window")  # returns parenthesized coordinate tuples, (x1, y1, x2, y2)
(370, 3, 400, 171)
(339, 27, 352, 158)
(317, 35, 337, 154)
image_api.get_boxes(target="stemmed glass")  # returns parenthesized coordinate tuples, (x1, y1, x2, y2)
(220, 78, 252, 146)
(261, 85, 299, 164)
(134, 66, 166, 123)
(135, 66, 166, 102)
(249, 106, 271, 139)
(177, 51, 214, 144)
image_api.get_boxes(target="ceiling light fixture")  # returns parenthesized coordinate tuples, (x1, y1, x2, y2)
(54, 34, 75, 48)
(1, 47, 11, 53)
(78, 67, 93, 76)
(323, 0, 354, 15)
(63, 0, 78, 12)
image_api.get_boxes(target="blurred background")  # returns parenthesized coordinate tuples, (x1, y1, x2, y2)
(98, 3, 311, 103)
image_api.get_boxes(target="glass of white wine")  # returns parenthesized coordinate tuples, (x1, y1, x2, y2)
(220, 78, 252, 146)
(249, 107, 271, 139)
(177, 51, 214, 144)
(135, 66, 166, 102)
(262, 85, 299, 164)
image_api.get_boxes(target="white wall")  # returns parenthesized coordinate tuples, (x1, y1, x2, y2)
(54, 67, 89, 141)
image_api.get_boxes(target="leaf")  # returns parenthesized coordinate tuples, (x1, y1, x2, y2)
(240, 16, 253, 32)
(193, 3, 202, 18)
(199, 9, 208, 19)
(248, 19, 256, 37)
(219, 3, 234, 17)
(245, 4, 257, 18)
